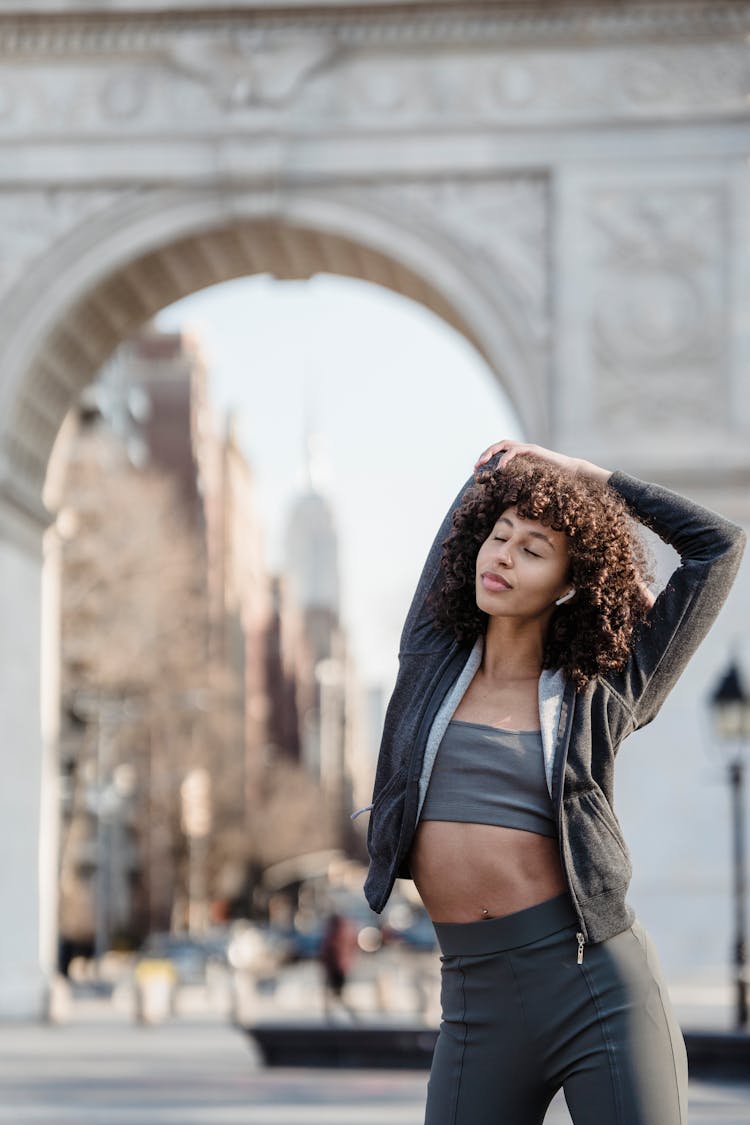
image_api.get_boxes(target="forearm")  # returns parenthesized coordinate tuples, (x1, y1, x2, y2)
(603, 473, 746, 723)
(606, 470, 745, 563)
(398, 473, 474, 654)
(574, 458, 613, 486)
(575, 460, 743, 566)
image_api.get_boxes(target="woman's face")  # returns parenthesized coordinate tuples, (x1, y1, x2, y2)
(475, 504, 572, 620)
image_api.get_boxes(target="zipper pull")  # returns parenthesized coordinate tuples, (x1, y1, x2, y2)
(576, 932, 585, 964)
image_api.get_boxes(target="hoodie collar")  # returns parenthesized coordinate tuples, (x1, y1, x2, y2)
(538, 662, 567, 799)
(472, 632, 567, 799)
(417, 632, 568, 817)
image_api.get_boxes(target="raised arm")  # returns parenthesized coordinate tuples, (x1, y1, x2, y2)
(602, 469, 747, 728)
(474, 439, 746, 724)
(398, 472, 477, 655)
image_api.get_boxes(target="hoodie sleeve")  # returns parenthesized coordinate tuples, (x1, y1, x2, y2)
(398, 460, 495, 656)
(604, 470, 747, 729)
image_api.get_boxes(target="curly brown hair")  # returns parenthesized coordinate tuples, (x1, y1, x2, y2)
(429, 454, 655, 692)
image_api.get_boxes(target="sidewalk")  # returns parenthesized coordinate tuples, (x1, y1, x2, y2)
(1, 995, 749, 1125)
(8, 956, 741, 1125)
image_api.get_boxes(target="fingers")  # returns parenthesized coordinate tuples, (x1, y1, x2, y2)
(473, 440, 532, 471)
(473, 441, 509, 469)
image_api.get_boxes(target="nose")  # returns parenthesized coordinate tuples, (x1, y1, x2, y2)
(494, 539, 513, 566)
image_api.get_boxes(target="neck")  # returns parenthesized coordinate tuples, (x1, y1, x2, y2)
(481, 612, 553, 682)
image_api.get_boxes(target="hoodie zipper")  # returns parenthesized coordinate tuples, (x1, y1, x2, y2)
(552, 685, 589, 964)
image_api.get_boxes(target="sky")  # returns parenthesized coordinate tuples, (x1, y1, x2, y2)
(156, 273, 521, 692)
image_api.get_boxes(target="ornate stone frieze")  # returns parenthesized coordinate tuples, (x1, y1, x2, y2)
(0, 4, 749, 52)
(590, 186, 726, 430)
(310, 43, 750, 125)
(0, 21, 748, 133)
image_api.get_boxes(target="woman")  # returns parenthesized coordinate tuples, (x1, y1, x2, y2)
(357, 440, 746, 1125)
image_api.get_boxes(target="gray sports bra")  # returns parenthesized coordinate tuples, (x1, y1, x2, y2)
(418, 719, 557, 838)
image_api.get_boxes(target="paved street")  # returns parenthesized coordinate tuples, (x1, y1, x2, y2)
(0, 993, 748, 1125)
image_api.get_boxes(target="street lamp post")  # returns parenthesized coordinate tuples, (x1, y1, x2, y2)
(180, 767, 212, 936)
(709, 660, 750, 1031)
(73, 688, 146, 974)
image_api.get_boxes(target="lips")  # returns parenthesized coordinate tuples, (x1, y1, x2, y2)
(481, 572, 512, 591)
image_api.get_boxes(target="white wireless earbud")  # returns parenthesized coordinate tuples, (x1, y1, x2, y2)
(555, 588, 576, 606)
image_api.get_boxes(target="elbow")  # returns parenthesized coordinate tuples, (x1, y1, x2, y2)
(716, 526, 747, 592)
(707, 522, 747, 566)
(727, 524, 748, 567)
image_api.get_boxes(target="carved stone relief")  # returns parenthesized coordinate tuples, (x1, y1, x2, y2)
(0, 38, 747, 135)
(617, 43, 749, 110)
(99, 71, 150, 121)
(363, 177, 549, 343)
(0, 189, 130, 303)
(590, 188, 726, 431)
(165, 31, 338, 110)
(284, 42, 750, 125)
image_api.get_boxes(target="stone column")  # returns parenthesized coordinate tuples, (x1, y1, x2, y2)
(0, 489, 56, 1019)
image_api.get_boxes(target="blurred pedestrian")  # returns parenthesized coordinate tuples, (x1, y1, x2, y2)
(318, 912, 359, 1021)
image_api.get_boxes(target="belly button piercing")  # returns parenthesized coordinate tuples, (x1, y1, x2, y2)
(481, 907, 489, 918)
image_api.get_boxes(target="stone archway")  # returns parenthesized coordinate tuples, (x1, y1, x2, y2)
(0, 187, 542, 1019)
(0, 187, 547, 513)
(1, 0, 749, 1020)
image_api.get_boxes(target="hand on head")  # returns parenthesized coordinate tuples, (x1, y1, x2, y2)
(474, 441, 615, 487)
(473, 440, 583, 478)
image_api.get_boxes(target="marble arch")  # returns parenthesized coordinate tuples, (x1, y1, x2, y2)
(0, 0, 749, 1019)
(1, 187, 546, 510)
(1, 185, 542, 1022)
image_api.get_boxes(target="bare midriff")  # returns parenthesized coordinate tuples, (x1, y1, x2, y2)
(408, 820, 568, 924)
(411, 670, 570, 923)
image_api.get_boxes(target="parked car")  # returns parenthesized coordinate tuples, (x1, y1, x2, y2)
(135, 932, 220, 986)
(273, 919, 327, 962)
(381, 902, 438, 952)
(225, 920, 292, 974)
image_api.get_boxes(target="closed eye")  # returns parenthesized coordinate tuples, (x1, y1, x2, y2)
(493, 536, 541, 558)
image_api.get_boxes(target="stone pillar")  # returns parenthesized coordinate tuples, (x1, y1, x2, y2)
(0, 490, 56, 1019)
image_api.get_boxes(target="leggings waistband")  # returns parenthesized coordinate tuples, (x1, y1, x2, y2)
(432, 891, 579, 956)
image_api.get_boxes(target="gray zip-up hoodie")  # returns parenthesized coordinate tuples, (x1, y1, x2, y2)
(357, 453, 747, 955)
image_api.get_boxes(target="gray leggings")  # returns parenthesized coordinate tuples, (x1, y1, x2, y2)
(425, 891, 688, 1125)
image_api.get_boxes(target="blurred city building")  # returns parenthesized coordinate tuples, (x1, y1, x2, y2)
(54, 324, 367, 963)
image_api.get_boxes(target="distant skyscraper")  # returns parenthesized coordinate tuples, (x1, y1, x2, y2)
(282, 416, 348, 790)
(283, 427, 340, 620)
